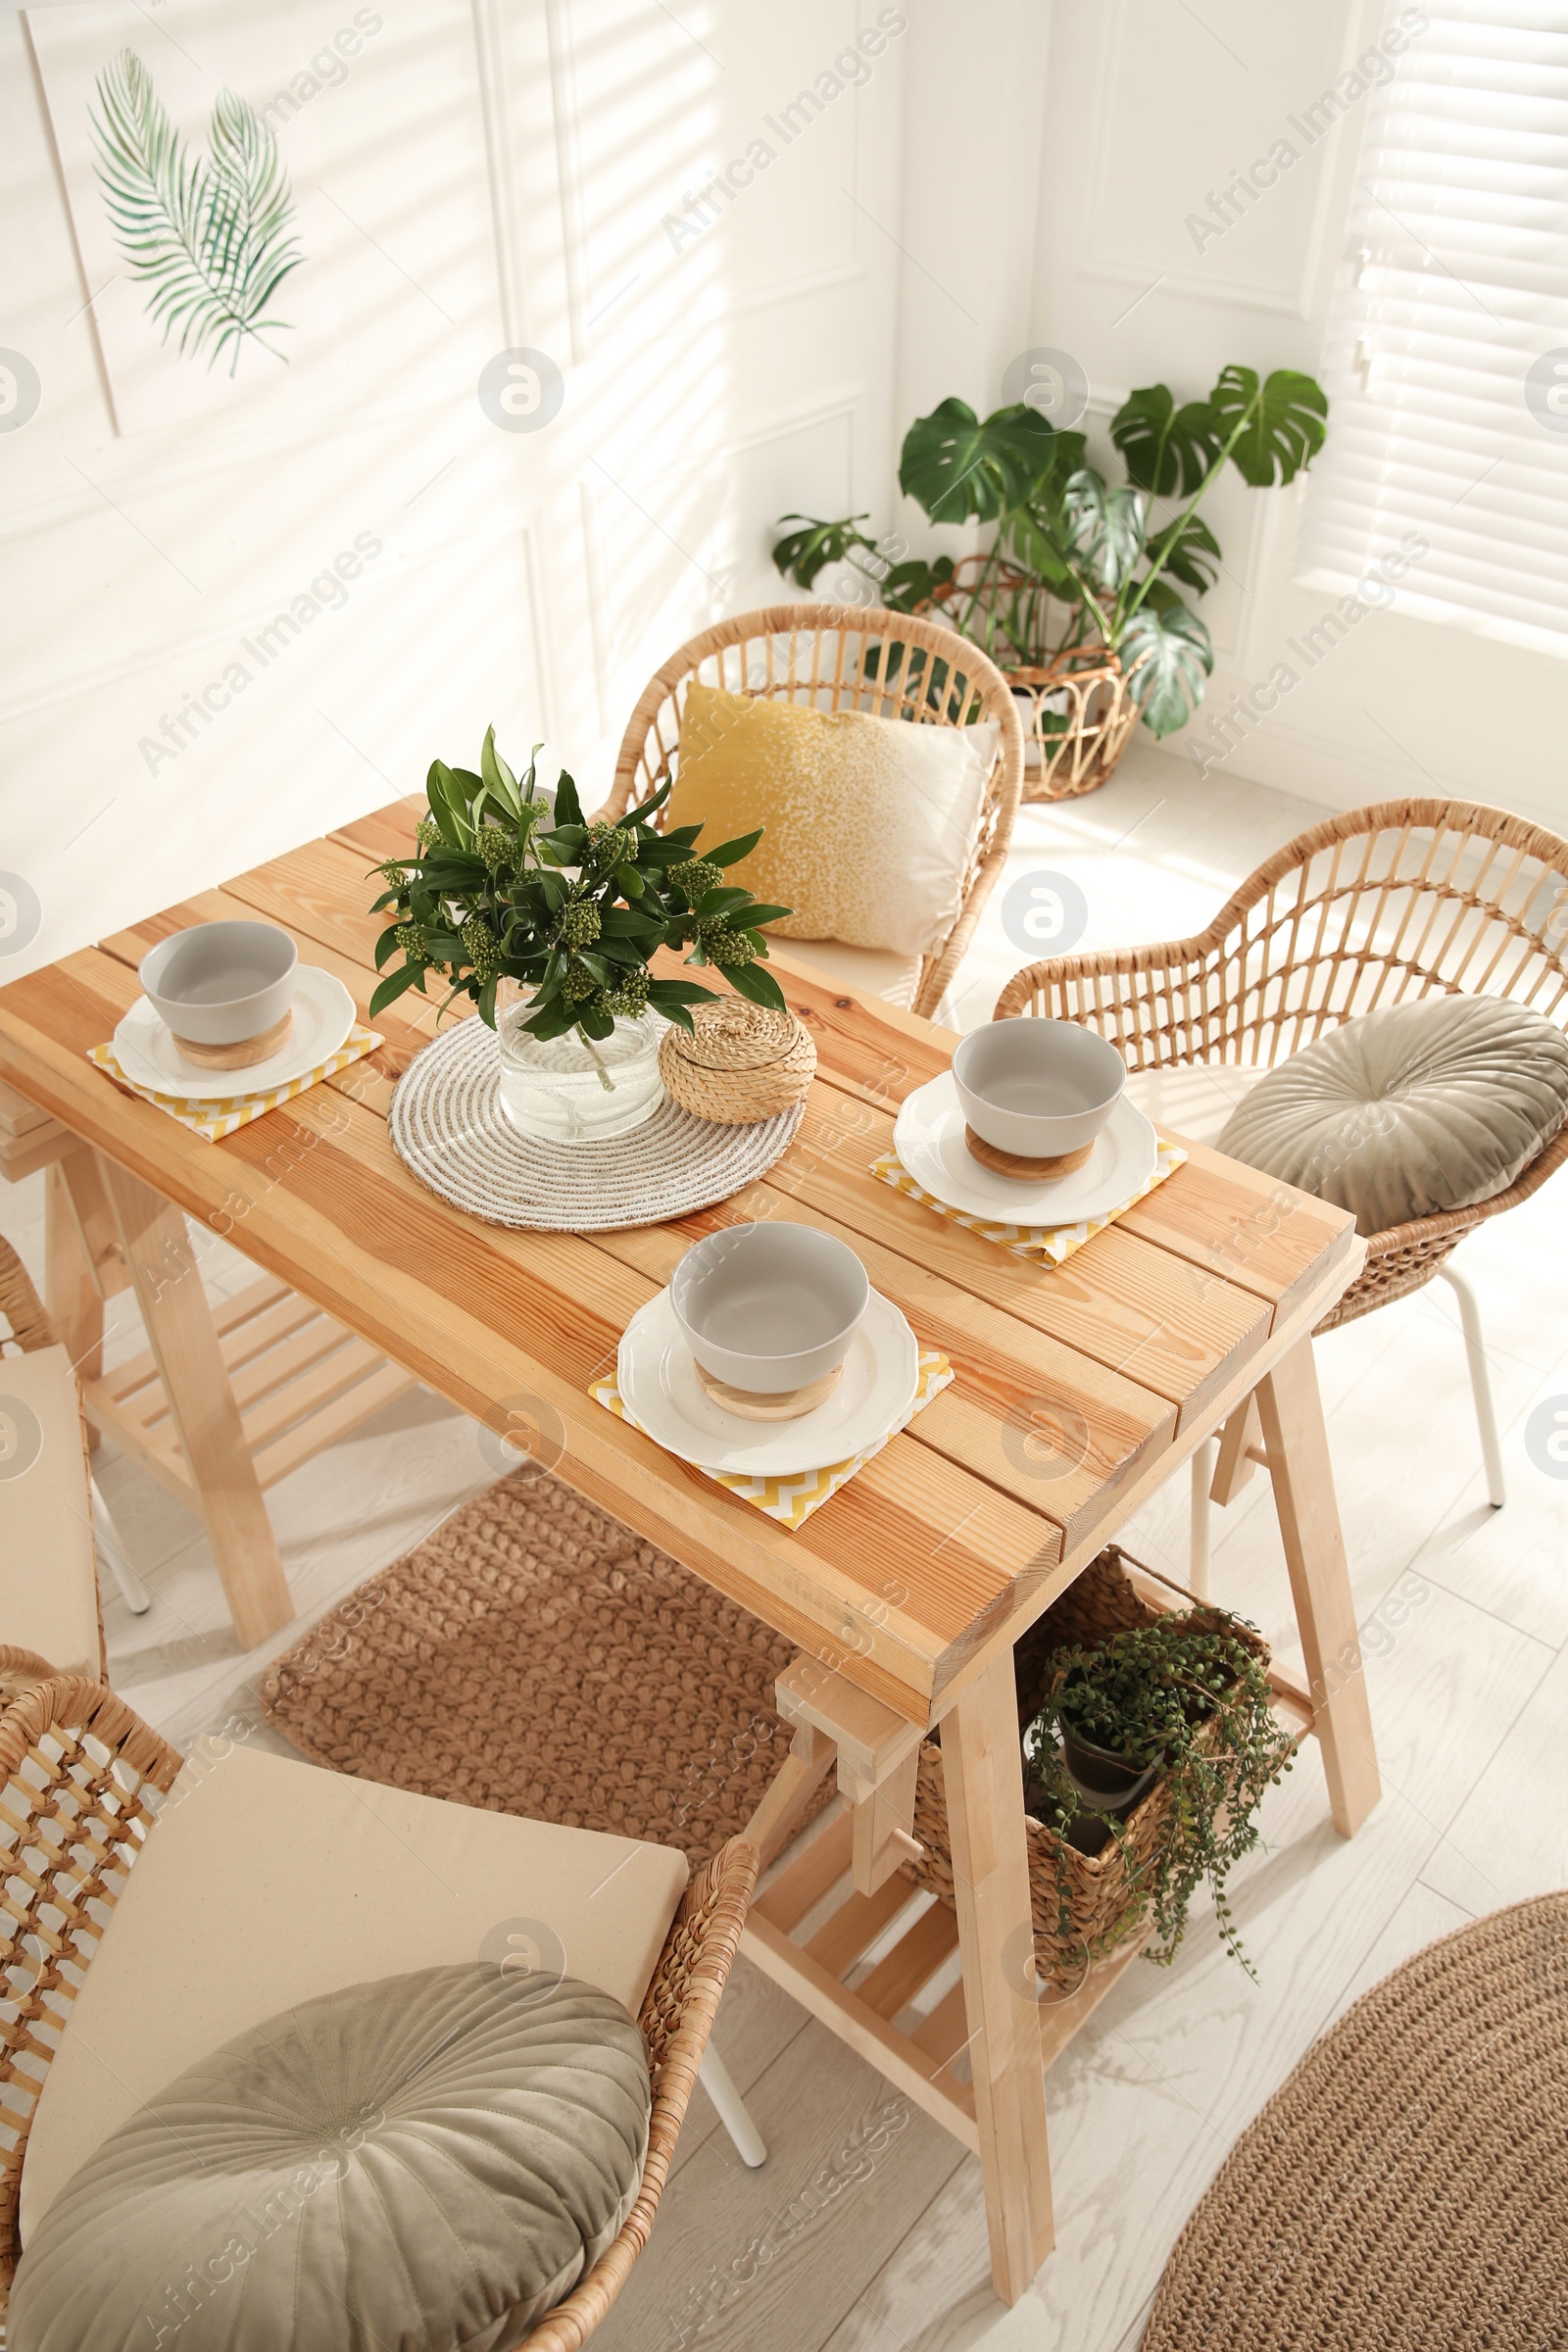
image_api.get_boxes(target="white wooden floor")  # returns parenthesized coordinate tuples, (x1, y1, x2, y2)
(6, 743, 1567, 2352)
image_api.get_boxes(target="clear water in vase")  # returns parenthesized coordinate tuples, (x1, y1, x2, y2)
(496, 994, 666, 1145)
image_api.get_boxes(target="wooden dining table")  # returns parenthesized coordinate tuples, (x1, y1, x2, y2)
(0, 797, 1379, 2308)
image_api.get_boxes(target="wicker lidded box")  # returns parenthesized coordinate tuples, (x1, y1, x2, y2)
(660, 1000, 815, 1125)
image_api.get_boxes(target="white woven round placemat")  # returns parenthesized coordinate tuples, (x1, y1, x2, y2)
(389, 1017, 807, 1231)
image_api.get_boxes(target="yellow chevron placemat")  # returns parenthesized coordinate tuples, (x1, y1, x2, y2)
(869, 1139, 1188, 1266)
(591, 1348, 954, 1532)
(86, 1027, 382, 1144)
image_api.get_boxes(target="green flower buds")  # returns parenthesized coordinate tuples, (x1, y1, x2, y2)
(586, 820, 633, 867)
(704, 927, 757, 968)
(671, 857, 724, 901)
(461, 913, 501, 982)
(558, 899, 602, 950)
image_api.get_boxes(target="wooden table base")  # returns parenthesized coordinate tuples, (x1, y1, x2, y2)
(745, 1319, 1375, 2309)
(93, 1157, 295, 1648)
(46, 1148, 417, 1650)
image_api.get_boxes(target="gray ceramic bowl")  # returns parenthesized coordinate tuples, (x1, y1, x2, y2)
(138, 921, 297, 1048)
(671, 1222, 870, 1395)
(953, 1016, 1125, 1158)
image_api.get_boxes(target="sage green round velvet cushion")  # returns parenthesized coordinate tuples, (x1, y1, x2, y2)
(9, 1965, 652, 2352)
(1214, 995, 1568, 1237)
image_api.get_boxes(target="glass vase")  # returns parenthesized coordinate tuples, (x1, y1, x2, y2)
(495, 983, 666, 1145)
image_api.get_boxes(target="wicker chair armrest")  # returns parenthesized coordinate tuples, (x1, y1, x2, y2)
(0, 1668, 182, 2295)
(518, 1834, 760, 2352)
(0, 1238, 54, 1354)
(994, 938, 1232, 1068)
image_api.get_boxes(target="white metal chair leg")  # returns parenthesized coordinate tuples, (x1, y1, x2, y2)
(1438, 1262, 1505, 1508)
(1189, 1438, 1214, 1598)
(698, 2042, 766, 2167)
(89, 1474, 152, 1614)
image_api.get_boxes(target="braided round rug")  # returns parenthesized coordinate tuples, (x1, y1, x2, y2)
(389, 1016, 806, 1231)
(1143, 1891, 1568, 2352)
(259, 1468, 830, 1869)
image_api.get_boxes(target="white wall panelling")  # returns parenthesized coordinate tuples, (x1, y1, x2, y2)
(9, 0, 1563, 987)
(1, 0, 906, 972)
(1081, 0, 1363, 319)
(1030, 0, 1568, 833)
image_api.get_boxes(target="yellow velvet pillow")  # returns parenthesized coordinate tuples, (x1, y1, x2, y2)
(663, 684, 998, 958)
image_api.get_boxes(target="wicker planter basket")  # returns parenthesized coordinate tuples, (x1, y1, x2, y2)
(1007, 647, 1139, 804)
(916, 557, 1140, 805)
(906, 1546, 1271, 1990)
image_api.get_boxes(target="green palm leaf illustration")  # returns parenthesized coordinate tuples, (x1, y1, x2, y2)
(89, 50, 304, 375)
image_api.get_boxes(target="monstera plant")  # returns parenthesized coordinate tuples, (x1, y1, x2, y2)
(774, 367, 1328, 740)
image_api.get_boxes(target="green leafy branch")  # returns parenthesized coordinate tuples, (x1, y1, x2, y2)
(89, 50, 304, 374)
(368, 728, 791, 1043)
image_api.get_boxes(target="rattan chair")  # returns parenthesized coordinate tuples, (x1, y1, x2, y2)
(598, 602, 1025, 1019)
(0, 1234, 149, 1618)
(0, 1656, 760, 2346)
(995, 799, 1568, 1534)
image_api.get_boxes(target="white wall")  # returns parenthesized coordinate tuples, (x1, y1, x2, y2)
(7, 0, 1561, 992)
(1018, 0, 1568, 838)
(0, 0, 912, 977)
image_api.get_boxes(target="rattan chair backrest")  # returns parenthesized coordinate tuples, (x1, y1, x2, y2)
(601, 602, 1025, 1017)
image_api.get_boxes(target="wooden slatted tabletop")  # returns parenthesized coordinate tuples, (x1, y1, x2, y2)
(0, 798, 1362, 1727)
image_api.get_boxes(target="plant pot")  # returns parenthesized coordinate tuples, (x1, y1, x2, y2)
(496, 987, 666, 1145)
(1060, 1724, 1161, 1817)
(914, 557, 1139, 804)
(1007, 648, 1140, 805)
(908, 1545, 1276, 1987)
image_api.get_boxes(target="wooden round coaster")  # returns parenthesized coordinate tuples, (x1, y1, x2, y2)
(171, 1009, 294, 1071)
(963, 1125, 1095, 1181)
(693, 1356, 843, 1422)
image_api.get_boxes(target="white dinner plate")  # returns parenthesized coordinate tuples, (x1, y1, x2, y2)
(894, 1072, 1159, 1226)
(112, 965, 357, 1100)
(617, 1287, 919, 1476)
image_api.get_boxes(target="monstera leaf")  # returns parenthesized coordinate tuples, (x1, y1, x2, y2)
(999, 507, 1082, 598)
(1058, 471, 1149, 595)
(899, 399, 1059, 525)
(1119, 590, 1214, 738)
(771, 513, 878, 591)
(90, 49, 303, 373)
(1111, 385, 1222, 498)
(1208, 367, 1328, 486)
(1144, 511, 1222, 595)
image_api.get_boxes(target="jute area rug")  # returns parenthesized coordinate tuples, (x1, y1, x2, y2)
(261, 1469, 828, 1869)
(1143, 1891, 1568, 2352)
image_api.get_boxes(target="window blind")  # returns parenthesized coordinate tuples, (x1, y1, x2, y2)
(1298, 2, 1568, 655)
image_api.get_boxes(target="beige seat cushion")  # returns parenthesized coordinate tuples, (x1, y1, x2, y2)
(664, 683, 997, 958)
(1214, 995, 1568, 1236)
(0, 1345, 101, 1681)
(768, 934, 923, 1009)
(1121, 1061, 1269, 1151)
(22, 1742, 688, 2239)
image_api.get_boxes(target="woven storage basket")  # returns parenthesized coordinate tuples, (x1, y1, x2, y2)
(658, 999, 816, 1124)
(907, 1546, 1271, 1989)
